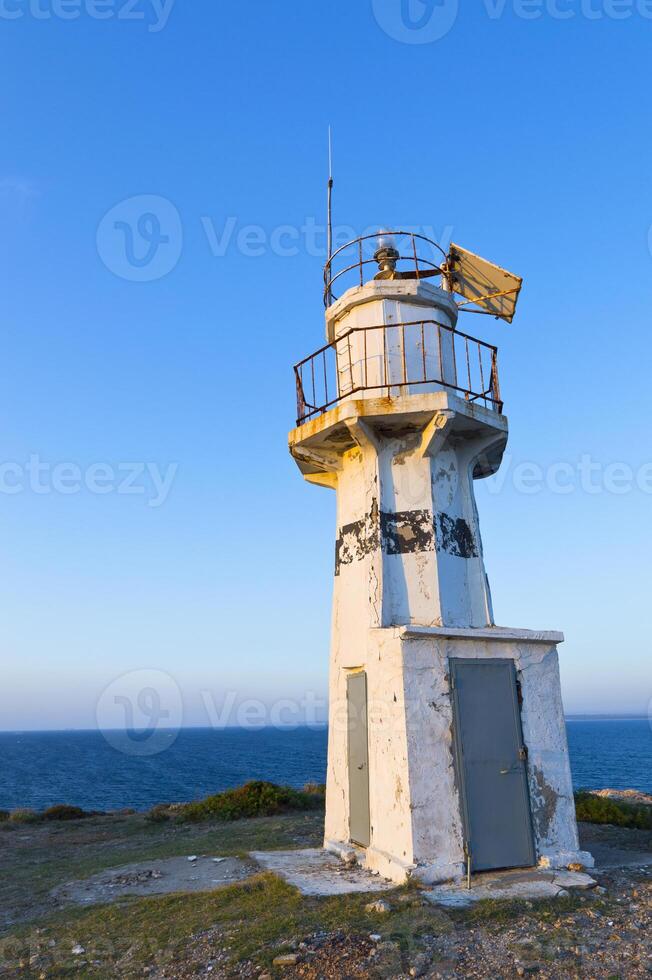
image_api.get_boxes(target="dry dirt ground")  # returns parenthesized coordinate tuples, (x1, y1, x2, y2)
(0, 812, 650, 979)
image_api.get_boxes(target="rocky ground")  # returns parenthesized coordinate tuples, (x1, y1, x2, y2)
(0, 811, 650, 978)
(141, 860, 652, 979)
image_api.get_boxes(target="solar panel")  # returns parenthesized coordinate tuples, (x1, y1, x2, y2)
(448, 244, 523, 323)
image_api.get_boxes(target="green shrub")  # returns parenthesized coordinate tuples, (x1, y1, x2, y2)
(302, 782, 326, 796)
(8, 808, 39, 824)
(177, 781, 325, 823)
(0, 811, 9, 822)
(575, 792, 652, 830)
(145, 804, 172, 823)
(42, 804, 89, 822)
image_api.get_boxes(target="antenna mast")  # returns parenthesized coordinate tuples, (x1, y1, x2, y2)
(327, 126, 334, 305)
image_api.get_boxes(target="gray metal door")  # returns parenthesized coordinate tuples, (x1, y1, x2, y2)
(347, 672, 370, 847)
(451, 659, 535, 872)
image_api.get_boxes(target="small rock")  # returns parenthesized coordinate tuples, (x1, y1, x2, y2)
(272, 953, 300, 967)
(340, 848, 357, 866)
(71, 945, 85, 955)
(370, 933, 382, 941)
(187, 855, 198, 862)
(366, 899, 391, 914)
(409, 952, 431, 976)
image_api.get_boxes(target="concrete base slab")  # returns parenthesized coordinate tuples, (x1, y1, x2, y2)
(52, 855, 254, 906)
(424, 867, 597, 909)
(250, 848, 396, 897)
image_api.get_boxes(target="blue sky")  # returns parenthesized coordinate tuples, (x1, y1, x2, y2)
(1, 0, 651, 730)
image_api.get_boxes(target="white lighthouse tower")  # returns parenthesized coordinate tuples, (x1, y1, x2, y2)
(289, 231, 593, 885)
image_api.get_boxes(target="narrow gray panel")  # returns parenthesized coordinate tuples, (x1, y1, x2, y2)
(347, 672, 370, 848)
(451, 659, 535, 872)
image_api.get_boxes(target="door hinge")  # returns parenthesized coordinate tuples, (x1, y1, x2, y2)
(463, 843, 473, 890)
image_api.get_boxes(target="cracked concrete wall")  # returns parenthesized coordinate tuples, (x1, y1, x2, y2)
(332, 444, 382, 657)
(429, 435, 498, 627)
(324, 629, 415, 882)
(398, 634, 589, 877)
(377, 434, 440, 628)
(331, 427, 498, 636)
(326, 629, 589, 884)
(517, 644, 587, 867)
(400, 636, 466, 882)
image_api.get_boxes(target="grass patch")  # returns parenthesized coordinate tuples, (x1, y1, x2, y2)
(0, 809, 325, 936)
(575, 791, 652, 830)
(170, 781, 325, 824)
(1, 874, 451, 977)
(6, 808, 40, 825)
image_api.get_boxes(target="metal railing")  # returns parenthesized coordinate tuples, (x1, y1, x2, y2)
(294, 320, 502, 425)
(324, 231, 447, 307)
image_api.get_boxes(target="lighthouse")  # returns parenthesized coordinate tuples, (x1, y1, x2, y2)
(289, 231, 593, 885)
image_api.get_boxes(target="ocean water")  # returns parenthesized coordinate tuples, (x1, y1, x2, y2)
(0, 719, 650, 813)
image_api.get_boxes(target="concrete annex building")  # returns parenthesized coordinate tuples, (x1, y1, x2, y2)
(289, 231, 593, 885)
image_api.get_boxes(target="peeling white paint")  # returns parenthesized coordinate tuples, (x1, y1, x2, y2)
(290, 279, 592, 885)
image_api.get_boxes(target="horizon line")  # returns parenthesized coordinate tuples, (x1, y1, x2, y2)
(0, 714, 649, 735)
